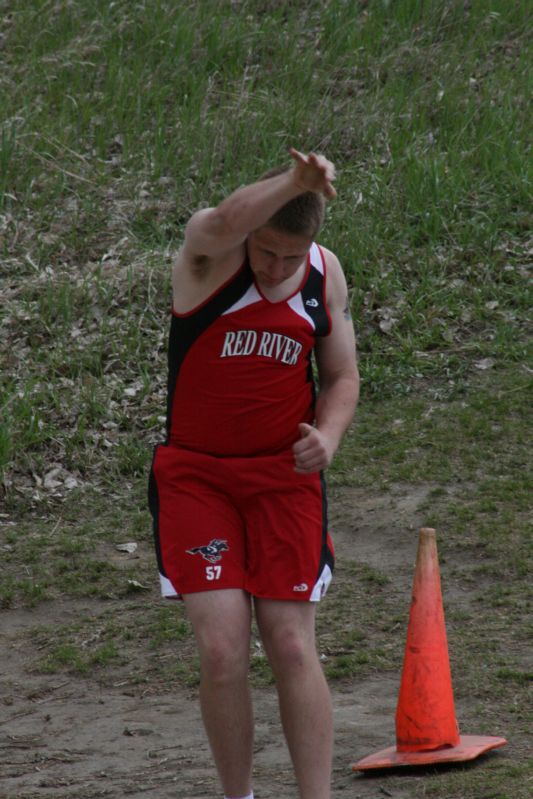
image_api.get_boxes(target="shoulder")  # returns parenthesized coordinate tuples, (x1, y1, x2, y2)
(317, 244, 343, 277)
(171, 210, 246, 312)
(181, 206, 249, 264)
(173, 207, 245, 284)
(316, 244, 348, 309)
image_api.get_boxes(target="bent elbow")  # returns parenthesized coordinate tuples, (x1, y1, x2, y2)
(209, 203, 252, 240)
(206, 207, 232, 237)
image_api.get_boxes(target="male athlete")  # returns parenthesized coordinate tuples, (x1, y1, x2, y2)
(149, 148, 359, 799)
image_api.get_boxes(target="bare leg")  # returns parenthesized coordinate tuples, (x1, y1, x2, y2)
(184, 589, 254, 797)
(255, 599, 332, 799)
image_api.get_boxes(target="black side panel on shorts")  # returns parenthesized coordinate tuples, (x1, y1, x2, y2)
(316, 471, 334, 579)
(148, 445, 167, 577)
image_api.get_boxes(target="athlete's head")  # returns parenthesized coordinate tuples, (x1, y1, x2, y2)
(247, 163, 324, 289)
(247, 225, 311, 288)
(259, 163, 326, 240)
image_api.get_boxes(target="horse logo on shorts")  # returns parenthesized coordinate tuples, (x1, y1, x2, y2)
(187, 538, 229, 564)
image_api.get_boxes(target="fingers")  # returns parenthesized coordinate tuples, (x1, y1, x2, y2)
(292, 426, 332, 473)
(323, 181, 337, 200)
(310, 153, 337, 198)
(308, 151, 335, 177)
(293, 448, 328, 473)
(298, 422, 314, 437)
(294, 459, 326, 475)
(289, 147, 337, 198)
(289, 147, 307, 164)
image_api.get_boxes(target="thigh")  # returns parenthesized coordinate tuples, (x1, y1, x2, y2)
(185, 589, 252, 669)
(255, 598, 317, 643)
(150, 445, 246, 596)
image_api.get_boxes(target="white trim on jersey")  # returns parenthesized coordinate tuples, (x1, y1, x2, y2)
(223, 243, 324, 318)
(309, 242, 325, 274)
(287, 293, 316, 330)
(222, 284, 262, 316)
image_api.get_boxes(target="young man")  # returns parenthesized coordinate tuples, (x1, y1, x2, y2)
(149, 148, 359, 799)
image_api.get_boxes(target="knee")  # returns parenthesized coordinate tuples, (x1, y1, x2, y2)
(198, 634, 249, 685)
(263, 625, 314, 675)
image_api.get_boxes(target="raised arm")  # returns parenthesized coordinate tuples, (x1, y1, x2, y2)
(182, 149, 337, 260)
(292, 250, 359, 474)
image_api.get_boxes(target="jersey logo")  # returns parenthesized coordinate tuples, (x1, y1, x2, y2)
(305, 298, 319, 308)
(187, 539, 229, 564)
(293, 583, 308, 592)
(220, 329, 303, 365)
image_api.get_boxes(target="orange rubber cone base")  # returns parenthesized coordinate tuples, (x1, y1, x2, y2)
(352, 735, 507, 771)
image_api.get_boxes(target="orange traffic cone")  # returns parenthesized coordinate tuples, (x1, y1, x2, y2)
(352, 528, 507, 770)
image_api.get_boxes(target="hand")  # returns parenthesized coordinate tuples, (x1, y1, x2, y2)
(292, 423, 335, 474)
(289, 148, 337, 199)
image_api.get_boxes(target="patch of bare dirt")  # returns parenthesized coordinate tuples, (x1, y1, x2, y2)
(0, 484, 507, 799)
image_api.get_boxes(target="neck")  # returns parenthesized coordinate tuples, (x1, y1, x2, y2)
(255, 260, 308, 302)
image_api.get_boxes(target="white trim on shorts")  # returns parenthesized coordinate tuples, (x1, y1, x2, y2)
(160, 572, 180, 599)
(309, 563, 333, 602)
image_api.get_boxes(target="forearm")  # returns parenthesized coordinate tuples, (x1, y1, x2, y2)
(214, 170, 302, 239)
(184, 150, 336, 256)
(315, 373, 359, 453)
(292, 372, 358, 474)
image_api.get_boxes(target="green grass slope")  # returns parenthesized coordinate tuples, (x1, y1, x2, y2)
(1, 0, 530, 487)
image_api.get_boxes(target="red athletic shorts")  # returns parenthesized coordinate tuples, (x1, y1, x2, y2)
(148, 444, 334, 602)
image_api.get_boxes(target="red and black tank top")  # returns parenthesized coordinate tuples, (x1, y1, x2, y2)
(165, 242, 331, 457)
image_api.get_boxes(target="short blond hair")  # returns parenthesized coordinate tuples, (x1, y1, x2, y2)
(260, 164, 325, 240)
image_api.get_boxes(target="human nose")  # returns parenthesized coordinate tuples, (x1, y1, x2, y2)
(267, 257, 285, 278)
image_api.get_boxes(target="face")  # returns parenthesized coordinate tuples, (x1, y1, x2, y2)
(247, 226, 312, 289)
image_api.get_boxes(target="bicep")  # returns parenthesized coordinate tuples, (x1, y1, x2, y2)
(315, 312, 358, 387)
(316, 253, 358, 382)
(183, 207, 246, 258)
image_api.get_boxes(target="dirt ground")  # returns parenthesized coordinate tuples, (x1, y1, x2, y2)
(0, 485, 509, 799)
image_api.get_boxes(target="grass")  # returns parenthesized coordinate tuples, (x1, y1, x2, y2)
(1, 2, 531, 797)
(38, 640, 122, 676)
(31, 602, 192, 680)
(1, 1, 530, 490)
